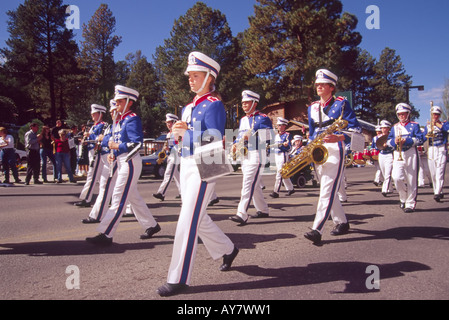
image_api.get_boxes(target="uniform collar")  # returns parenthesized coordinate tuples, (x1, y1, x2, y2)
(120, 110, 133, 120)
(247, 111, 260, 118)
(320, 96, 334, 108)
(193, 91, 214, 107)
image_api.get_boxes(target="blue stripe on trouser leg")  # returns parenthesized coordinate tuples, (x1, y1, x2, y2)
(245, 164, 261, 212)
(85, 155, 101, 201)
(316, 141, 344, 232)
(179, 181, 208, 284)
(104, 160, 134, 236)
(97, 163, 117, 221)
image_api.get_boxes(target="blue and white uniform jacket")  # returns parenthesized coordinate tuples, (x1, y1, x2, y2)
(112, 111, 144, 158)
(387, 121, 424, 152)
(308, 96, 361, 144)
(274, 132, 291, 154)
(87, 121, 106, 151)
(423, 121, 449, 149)
(372, 135, 394, 155)
(181, 92, 226, 157)
(234, 111, 273, 152)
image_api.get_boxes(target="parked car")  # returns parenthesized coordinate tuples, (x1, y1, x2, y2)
(140, 151, 166, 178)
(140, 134, 168, 178)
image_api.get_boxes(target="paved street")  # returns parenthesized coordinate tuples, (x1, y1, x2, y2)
(0, 165, 448, 302)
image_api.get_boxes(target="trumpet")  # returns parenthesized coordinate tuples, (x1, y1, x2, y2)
(395, 126, 404, 161)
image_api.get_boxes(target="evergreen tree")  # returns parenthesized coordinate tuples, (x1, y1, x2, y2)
(154, 1, 243, 124)
(1, 0, 80, 124)
(78, 3, 121, 108)
(369, 47, 416, 123)
(242, 0, 361, 104)
(125, 51, 165, 137)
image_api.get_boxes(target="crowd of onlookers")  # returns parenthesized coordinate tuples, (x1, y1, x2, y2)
(1, 120, 91, 185)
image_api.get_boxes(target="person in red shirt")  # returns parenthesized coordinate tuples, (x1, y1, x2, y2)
(54, 129, 76, 183)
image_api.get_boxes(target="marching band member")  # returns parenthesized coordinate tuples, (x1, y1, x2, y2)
(153, 113, 181, 201)
(377, 120, 394, 197)
(424, 105, 449, 202)
(157, 52, 237, 297)
(82, 100, 119, 224)
(418, 128, 432, 188)
(86, 85, 160, 245)
(75, 104, 106, 207)
(387, 103, 424, 213)
(270, 117, 295, 198)
(229, 90, 272, 225)
(371, 126, 383, 187)
(304, 69, 361, 245)
(289, 135, 304, 157)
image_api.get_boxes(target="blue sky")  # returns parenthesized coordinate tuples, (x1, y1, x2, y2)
(1, 0, 448, 125)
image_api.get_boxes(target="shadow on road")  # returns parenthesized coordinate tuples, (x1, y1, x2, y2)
(188, 260, 431, 295)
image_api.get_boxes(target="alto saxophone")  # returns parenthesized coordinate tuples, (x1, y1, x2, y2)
(280, 115, 348, 179)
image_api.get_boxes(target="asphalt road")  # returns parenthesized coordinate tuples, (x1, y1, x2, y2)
(0, 165, 448, 303)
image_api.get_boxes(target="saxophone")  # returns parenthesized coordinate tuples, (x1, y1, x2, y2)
(280, 115, 348, 179)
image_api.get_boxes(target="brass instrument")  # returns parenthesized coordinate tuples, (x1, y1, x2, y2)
(344, 152, 354, 167)
(230, 117, 255, 161)
(375, 135, 389, 150)
(280, 115, 348, 179)
(157, 140, 169, 165)
(426, 101, 436, 161)
(395, 125, 404, 161)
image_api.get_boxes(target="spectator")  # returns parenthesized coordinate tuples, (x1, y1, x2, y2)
(67, 125, 80, 176)
(24, 123, 43, 185)
(39, 126, 57, 183)
(54, 129, 76, 184)
(77, 124, 89, 176)
(0, 127, 21, 184)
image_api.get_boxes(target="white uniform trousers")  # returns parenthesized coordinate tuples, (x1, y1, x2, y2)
(236, 151, 269, 221)
(97, 154, 157, 237)
(167, 156, 234, 285)
(273, 152, 294, 193)
(418, 155, 432, 187)
(312, 141, 347, 234)
(156, 155, 180, 196)
(88, 154, 117, 221)
(337, 170, 347, 202)
(373, 160, 382, 184)
(79, 149, 102, 203)
(378, 153, 394, 194)
(392, 148, 419, 209)
(427, 145, 447, 196)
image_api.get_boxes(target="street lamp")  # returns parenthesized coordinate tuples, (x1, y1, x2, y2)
(405, 85, 424, 104)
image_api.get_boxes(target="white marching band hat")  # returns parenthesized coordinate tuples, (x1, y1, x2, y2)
(380, 120, 392, 128)
(184, 52, 221, 79)
(293, 135, 303, 142)
(277, 117, 289, 126)
(91, 104, 107, 114)
(242, 90, 260, 103)
(375, 126, 382, 132)
(166, 113, 179, 122)
(396, 103, 412, 113)
(114, 85, 139, 102)
(315, 69, 338, 86)
(431, 106, 443, 114)
(109, 100, 117, 111)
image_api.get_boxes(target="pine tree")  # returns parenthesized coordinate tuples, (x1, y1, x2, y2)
(1, 0, 80, 124)
(78, 3, 121, 108)
(154, 1, 243, 122)
(242, 0, 361, 104)
(369, 47, 415, 123)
